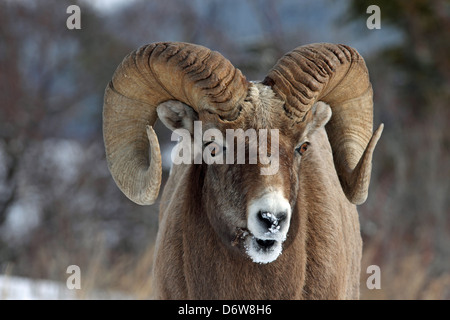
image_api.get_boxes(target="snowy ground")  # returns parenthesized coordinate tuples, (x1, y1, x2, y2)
(0, 275, 131, 300)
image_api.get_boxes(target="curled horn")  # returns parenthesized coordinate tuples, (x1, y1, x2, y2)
(103, 42, 248, 205)
(264, 43, 383, 205)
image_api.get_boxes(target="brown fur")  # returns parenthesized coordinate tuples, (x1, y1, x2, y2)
(151, 83, 362, 299)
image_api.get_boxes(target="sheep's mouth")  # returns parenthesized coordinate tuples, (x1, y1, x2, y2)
(232, 228, 282, 264)
(245, 236, 282, 264)
(255, 238, 276, 249)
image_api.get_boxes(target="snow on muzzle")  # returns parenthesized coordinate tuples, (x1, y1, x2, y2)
(245, 190, 292, 264)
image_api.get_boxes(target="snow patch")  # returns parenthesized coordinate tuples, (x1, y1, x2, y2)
(0, 275, 132, 300)
(0, 275, 77, 300)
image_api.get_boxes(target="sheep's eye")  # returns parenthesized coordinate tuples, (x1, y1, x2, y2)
(205, 141, 224, 157)
(296, 142, 310, 156)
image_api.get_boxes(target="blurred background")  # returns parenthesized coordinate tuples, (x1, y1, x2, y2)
(0, 0, 448, 299)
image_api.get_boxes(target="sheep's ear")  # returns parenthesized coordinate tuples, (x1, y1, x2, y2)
(305, 101, 332, 133)
(157, 100, 199, 135)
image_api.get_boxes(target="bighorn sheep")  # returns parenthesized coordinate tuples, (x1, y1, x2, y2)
(103, 42, 383, 299)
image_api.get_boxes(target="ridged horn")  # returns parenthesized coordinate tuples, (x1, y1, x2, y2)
(263, 43, 383, 205)
(103, 42, 248, 205)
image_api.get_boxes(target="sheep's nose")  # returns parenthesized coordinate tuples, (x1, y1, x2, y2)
(257, 211, 287, 233)
(247, 190, 291, 241)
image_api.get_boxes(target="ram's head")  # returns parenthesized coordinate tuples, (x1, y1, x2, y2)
(103, 42, 383, 264)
